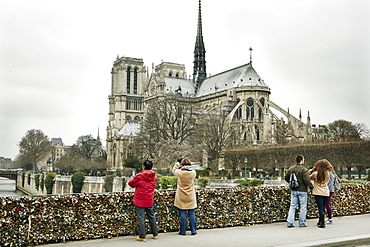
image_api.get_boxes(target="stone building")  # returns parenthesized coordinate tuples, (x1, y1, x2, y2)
(106, 0, 312, 172)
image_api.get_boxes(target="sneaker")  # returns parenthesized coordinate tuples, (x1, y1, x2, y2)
(153, 235, 159, 239)
(136, 237, 147, 242)
(325, 219, 333, 224)
(287, 224, 295, 228)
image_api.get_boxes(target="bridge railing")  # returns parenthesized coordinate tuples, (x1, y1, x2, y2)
(0, 183, 369, 246)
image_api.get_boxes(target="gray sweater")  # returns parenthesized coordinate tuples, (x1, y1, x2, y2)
(285, 164, 314, 191)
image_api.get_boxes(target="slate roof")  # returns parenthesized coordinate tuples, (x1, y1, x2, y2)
(51, 138, 63, 146)
(164, 77, 196, 97)
(117, 121, 140, 137)
(196, 63, 269, 97)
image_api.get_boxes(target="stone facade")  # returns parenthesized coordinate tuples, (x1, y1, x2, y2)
(106, 1, 312, 172)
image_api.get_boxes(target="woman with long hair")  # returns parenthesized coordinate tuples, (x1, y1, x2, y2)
(309, 159, 330, 228)
(172, 158, 197, 235)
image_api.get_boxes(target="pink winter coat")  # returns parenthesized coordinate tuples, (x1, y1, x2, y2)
(128, 170, 157, 207)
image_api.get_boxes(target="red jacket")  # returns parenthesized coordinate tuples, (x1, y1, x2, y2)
(128, 170, 157, 207)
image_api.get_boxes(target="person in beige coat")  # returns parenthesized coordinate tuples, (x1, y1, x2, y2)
(309, 159, 330, 228)
(172, 158, 197, 235)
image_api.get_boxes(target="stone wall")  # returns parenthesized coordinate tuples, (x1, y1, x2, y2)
(2, 183, 370, 246)
(16, 173, 127, 195)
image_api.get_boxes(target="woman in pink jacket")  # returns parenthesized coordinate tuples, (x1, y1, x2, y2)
(172, 158, 197, 235)
(128, 160, 159, 241)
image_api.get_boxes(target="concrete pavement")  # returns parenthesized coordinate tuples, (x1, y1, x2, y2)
(43, 214, 370, 247)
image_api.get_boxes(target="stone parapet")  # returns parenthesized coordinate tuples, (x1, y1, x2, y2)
(2, 183, 369, 246)
(16, 173, 128, 195)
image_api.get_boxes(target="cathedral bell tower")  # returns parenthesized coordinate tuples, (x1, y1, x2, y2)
(193, 0, 207, 92)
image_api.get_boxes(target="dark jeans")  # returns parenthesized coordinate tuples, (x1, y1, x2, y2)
(315, 195, 329, 214)
(136, 206, 158, 238)
(179, 209, 197, 235)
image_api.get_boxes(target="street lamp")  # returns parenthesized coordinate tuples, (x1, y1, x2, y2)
(244, 158, 248, 178)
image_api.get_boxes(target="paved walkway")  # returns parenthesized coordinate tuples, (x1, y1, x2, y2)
(43, 214, 370, 247)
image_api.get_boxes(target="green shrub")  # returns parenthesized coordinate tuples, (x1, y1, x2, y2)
(156, 174, 162, 189)
(45, 173, 56, 194)
(72, 172, 86, 193)
(35, 173, 40, 191)
(340, 179, 366, 184)
(238, 178, 263, 187)
(40, 174, 45, 191)
(157, 176, 178, 189)
(169, 176, 178, 189)
(198, 178, 209, 188)
(27, 172, 31, 185)
(196, 169, 210, 177)
(22, 172, 26, 187)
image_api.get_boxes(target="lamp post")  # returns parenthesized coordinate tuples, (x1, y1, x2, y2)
(244, 158, 248, 178)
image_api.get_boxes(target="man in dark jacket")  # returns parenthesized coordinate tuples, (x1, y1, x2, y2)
(128, 160, 159, 241)
(285, 155, 314, 227)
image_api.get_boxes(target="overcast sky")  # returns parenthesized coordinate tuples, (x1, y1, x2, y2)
(1, 0, 369, 160)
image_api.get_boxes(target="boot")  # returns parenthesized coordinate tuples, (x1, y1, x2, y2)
(318, 213, 325, 228)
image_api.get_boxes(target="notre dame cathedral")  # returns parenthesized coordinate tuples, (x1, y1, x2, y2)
(106, 0, 312, 172)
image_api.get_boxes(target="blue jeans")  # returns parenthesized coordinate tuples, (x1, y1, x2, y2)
(287, 191, 308, 227)
(136, 206, 158, 238)
(179, 209, 197, 235)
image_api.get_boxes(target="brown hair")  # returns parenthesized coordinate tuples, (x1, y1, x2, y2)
(180, 158, 191, 166)
(313, 159, 330, 183)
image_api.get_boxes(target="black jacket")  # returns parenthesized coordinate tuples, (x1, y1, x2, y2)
(285, 164, 313, 191)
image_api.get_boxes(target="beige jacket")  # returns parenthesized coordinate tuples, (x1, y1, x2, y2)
(309, 171, 330, 196)
(172, 163, 197, 209)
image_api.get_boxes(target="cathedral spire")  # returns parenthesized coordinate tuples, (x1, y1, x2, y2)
(193, 0, 206, 91)
(249, 47, 253, 64)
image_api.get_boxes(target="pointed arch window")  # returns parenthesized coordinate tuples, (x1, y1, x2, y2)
(236, 106, 242, 120)
(134, 67, 138, 94)
(255, 125, 260, 140)
(258, 98, 265, 121)
(246, 98, 254, 121)
(258, 108, 263, 121)
(127, 67, 131, 93)
(260, 98, 265, 106)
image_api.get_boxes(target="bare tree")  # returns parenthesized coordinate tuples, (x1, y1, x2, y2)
(18, 129, 52, 171)
(150, 140, 205, 169)
(354, 123, 370, 140)
(76, 135, 99, 160)
(194, 109, 236, 161)
(326, 119, 361, 142)
(54, 142, 107, 175)
(54, 152, 88, 175)
(141, 95, 198, 157)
